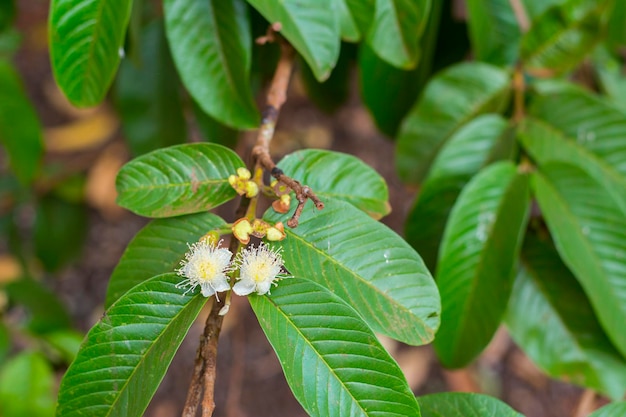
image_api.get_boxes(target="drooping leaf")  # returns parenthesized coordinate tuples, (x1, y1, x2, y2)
(249, 278, 421, 417)
(434, 161, 530, 368)
(405, 114, 511, 271)
(164, 0, 258, 129)
(276, 149, 390, 219)
(0, 59, 43, 185)
(466, 0, 521, 66)
(532, 163, 626, 359)
(192, 99, 239, 149)
(264, 198, 440, 346)
(116, 143, 244, 218)
(337, 0, 375, 41)
(505, 233, 626, 400)
(367, 0, 430, 69)
(115, 20, 186, 156)
(56, 273, 207, 417)
(105, 212, 226, 308)
(336, 0, 360, 41)
(396, 62, 511, 185)
(418, 392, 523, 417)
(520, 0, 611, 76)
(49, 0, 132, 105)
(588, 402, 626, 417)
(246, 0, 340, 81)
(0, 351, 55, 417)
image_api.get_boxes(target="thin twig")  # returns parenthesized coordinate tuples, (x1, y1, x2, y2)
(509, 0, 530, 33)
(573, 389, 596, 417)
(200, 298, 225, 417)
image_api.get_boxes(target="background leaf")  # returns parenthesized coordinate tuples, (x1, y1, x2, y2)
(105, 212, 226, 308)
(588, 402, 626, 417)
(116, 143, 244, 218)
(434, 161, 530, 367)
(395, 62, 511, 185)
(532, 163, 626, 359)
(417, 392, 523, 417)
(192, 99, 239, 149)
(246, 0, 340, 81)
(56, 273, 207, 417)
(277, 149, 390, 219)
(249, 278, 421, 417)
(48, 0, 132, 105)
(337, 0, 375, 41)
(264, 198, 440, 346)
(164, 0, 258, 128)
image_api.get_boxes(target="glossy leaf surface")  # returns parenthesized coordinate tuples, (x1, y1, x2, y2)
(589, 402, 626, 417)
(249, 278, 420, 417)
(418, 392, 523, 417)
(396, 62, 510, 185)
(49, 0, 132, 105)
(116, 143, 244, 218)
(265, 198, 440, 346)
(56, 273, 207, 417)
(277, 149, 390, 219)
(164, 0, 258, 128)
(105, 212, 226, 308)
(434, 161, 530, 367)
(506, 233, 626, 400)
(466, 0, 520, 66)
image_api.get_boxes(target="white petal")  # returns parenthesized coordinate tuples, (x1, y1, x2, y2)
(233, 280, 256, 296)
(211, 275, 231, 292)
(255, 280, 273, 295)
(200, 282, 216, 297)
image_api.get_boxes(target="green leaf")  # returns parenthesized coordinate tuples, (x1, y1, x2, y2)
(592, 46, 626, 112)
(164, 0, 258, 129)
(418, 392, 523, 417)
(337, 0, 375, 41)
(246, 0, 340, 81)
(520, 0, 610, 76)
(264, 198, 440, 346)
(0, 351, 55, 417)
(116, 143, 244, 218)
(505, 233, 626, 400)
(396, 62, 511, 185)
(249, 278, 421, 417)
(466, 0, 521, 66)
(115, 20, 186, 156)
(276, 149, 390, 219)
(607, 1, 626, 49)
(532, 163, 626, 359)
(192, 99, 239, 149)
(48, 0, 132, 105)
(56, 273, 207, 417)
(43, 330, 84, 365)
(588, 402, 626, 417)
(367, 0, 430, 69)
(105, 212, 226, 308)
(0, 322, 10, 363)
(0, 0, 16, 35)
(336, 0, 360, 41)
(434, 161, 530, 367)
(405, 114, 511, 271)
(0, 59, 43, 185)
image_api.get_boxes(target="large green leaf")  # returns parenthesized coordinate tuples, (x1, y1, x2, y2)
(115, 20, 186, 156)
(505, 233, 626, 400)
(56, 273, 207, 417)
(339, 0, 375, 41)
(520, 0, 610, 76)
(434, 161, 530, 368)
(264, 198, 440, 346)
(247, 0, 340, 81)
(607, 1, 626, 49)
(396, 62, 511, 185)
(592, 46, 626, 112)
(164, 0, 258, 129)
(367, 0, 430, 69)
(49, 0, 132, 105)
(589, 402, 626, 417)
(405, 114, 511, 271)
(532, 163, 626, 359)
(116, 143, 244, 218)
(418, 392, 523, 417)
(249, 278, 421, 417)
(466, 0, 521, 66)
(277, 149, 390, 219)
(105, 212, 226, 308)
(0, 59, 43, 185)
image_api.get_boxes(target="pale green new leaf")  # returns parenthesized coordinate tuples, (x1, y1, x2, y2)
(105, 212, 226, 308)
(264, 198, 440, 346)
(588, 402, 626, 417)
(249, 278, 420, 417)
(532, 163, 626, 358)
(164, 0, 258, 128)
(418, 392, 523, 417)
(434, 161, 530, 367)
(396, 62, 511, 185)
(277, 149, 390, 219)
(247, 0, 340, 81)
(56, 274, 207, 417)
(505, 233, 626, 400)
(49, 0, 132, 105)
(116, 143, 244, 218)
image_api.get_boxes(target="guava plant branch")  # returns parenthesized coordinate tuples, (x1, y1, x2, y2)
(509, 0, 529, 33)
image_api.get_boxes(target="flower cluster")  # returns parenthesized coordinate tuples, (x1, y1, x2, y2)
(175, 240, 287, 298)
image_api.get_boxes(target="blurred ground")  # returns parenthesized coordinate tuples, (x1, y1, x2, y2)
(8, 1, 612, 416)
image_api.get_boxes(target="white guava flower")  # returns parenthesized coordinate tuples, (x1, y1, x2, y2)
(232, 243, 288, 296)
(175, 240, 233, 298)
